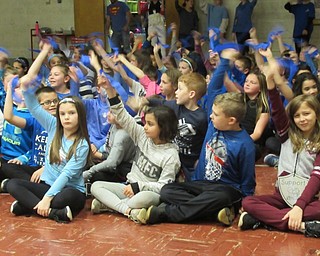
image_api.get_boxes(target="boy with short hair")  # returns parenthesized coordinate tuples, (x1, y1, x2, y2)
(133, 51, 256, 225)
(146, 72, 208, 181)
(1, 85, 59, 191)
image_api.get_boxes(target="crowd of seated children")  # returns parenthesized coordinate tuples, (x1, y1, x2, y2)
(1, 1, 320, 238)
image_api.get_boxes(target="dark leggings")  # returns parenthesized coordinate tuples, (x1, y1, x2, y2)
(7, 179, 86, 216)
(161, 181, 242, 223)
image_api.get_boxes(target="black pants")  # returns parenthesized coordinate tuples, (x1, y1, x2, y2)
(1, 162, 39, 181)
(7, 179, 86, 216)
(236, 32, 250, 55)
(160, 181, 242, 223)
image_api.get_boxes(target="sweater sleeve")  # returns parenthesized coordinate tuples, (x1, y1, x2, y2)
(206, 57, 230, 119)
(175, 0, 183, 13)
(22, 89, 56, 134)
(109, 96, 145, 146)
(295, 153, 320, 210)
(268, 87, 289, 143)
(284, 2, 292, 12)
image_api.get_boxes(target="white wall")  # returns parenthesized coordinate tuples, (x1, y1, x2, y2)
(0, 0, 74, 58)
(0, 0, 319, 60)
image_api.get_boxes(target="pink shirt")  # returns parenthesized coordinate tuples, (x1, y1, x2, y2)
(139, 75, 161, 97)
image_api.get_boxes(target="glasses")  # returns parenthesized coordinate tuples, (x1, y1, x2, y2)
(40, 98, 59, 106)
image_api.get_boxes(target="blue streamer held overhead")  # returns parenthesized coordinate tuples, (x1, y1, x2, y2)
(84, 32, 104, 38)
(156, 37, 169, 49)
(0, 47, 10, 56)
(283, 43, 294, 51)
(180, 35, 192, 48)
(80, 55, 91, 68)
(245, 40, 270, 51)
(208, 27, 220, 51)
(171, 51, 182, 62)
(267, 26, 284, 43)
(11, 77, 19, 91)
(107, 37, 119, 56)
(28, 48, 41, 53)
(95, 38, 104, 48)
(46, 37, 59, 50)
(215, 42, 241, 53)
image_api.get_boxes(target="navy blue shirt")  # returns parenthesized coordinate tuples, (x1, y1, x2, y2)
(233, 0, 257, 33)
(284, 2, 315, 38)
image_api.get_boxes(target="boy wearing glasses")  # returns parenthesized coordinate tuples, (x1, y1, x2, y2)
(0, 86, 59, 192)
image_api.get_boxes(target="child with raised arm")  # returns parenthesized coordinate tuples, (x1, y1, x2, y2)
(144, 72, 207, 181)
(239, 56, 320, 238)
(1, 85, 58, 191)
(90, 76, 180, 222)
(6, 41, 92, 223)
(0, 67, 32, 163)
(132, 49, 256, 226)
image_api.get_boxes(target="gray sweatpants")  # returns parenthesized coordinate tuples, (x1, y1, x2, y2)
(91, 181, 160, 215)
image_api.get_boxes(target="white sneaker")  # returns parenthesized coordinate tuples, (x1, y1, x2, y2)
(128, 208, 147, 224)
(91, 198, 114, 214)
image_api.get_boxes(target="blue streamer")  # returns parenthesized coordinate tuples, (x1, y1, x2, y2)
(11, 77, 19, 91)
(75, 66, 85, 81)
(208, 27, 220, 51)
(215, 42, 241, 53)
(0, 47, 10, 56)
(156, 37, 170, 49)
(47, 37, 59, 50)
(80, 55, 91, 68)
(245, 41, 270, 51)
(28, 48, 41, 53)
(172, 51, 182, 62)
(95, 38, 104, 48)
(267, 26, 284, 43)
(180, 35, 192, 48)
(84, 32, 104, 38)
(283, 43, 294, 51)
(107, 37, 119, 56)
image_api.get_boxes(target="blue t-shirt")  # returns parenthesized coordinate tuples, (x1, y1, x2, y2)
(106, 1, 130, 32)
(207, 5, 229, 29)
(83, 97, 111, 150)
(1, 107, 32, 161)
(25, 117, 48, 166)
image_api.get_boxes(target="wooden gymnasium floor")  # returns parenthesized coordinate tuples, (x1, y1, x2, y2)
(1, 166, 320, 256)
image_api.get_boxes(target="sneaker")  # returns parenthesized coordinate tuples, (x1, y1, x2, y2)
(238, 212, 261, 230)
(145, 204, 167, 225)
(217, 207, 235, 226)
(263, 154, 279, 167)
(304, 221, 320, 238)
(91, 198, 114, 214)
(10, 200, 32, 216)
(0, 178, 9, 193)
(48, 206, 73, 223)
(128, 208, 147, 224)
